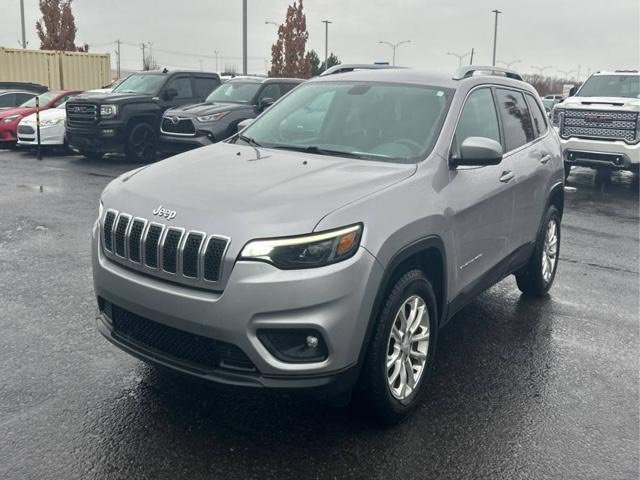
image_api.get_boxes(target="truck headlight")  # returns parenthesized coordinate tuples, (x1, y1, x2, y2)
(240, 224, 362, 269)
(551, 106, 563, 127)
(197, 111, 229, 122)
(100, 105, 117, 118)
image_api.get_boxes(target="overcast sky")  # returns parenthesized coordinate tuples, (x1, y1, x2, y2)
(1, 0, 638, 78)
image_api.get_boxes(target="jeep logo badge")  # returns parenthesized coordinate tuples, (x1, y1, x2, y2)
(152, 205, 177, 220)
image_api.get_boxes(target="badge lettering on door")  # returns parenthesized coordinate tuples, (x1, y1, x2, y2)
(152, 205, 177, 220)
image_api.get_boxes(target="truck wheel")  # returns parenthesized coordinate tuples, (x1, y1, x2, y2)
(516, 205, 561, 297)
(126, 123, 156, 163)
(356, 269, 438, 425)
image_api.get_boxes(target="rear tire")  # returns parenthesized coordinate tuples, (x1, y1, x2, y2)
(125, 122, 156, 163)
(516, 205, 561, 297)
(356, 269, 438, 425)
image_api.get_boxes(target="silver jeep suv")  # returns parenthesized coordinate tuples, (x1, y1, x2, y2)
(93, 66, 564, 424)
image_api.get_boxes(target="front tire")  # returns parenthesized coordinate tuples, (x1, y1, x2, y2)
(357, 269, 438, 425)
(516, 205, 561, 296)
(125, 122, 156, 163)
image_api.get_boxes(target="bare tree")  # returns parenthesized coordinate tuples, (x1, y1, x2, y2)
(36, 0, 87, 51)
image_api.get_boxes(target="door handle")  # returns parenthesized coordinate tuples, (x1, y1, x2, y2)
(540, 154, 552, 164)
(499, 170, 515, 183)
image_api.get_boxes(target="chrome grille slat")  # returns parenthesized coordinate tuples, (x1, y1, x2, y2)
(560, 109, 639, 143)
(100, 210, 228, 290)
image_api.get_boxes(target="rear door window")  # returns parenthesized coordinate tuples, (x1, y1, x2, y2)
(194, 77, 220, 99)
(495, 88, 535, 151)
(524, 93, 548, 137)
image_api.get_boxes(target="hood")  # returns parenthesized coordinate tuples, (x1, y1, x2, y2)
(103, 142, 415, 255)
(0, 106, 34, 120)
(165, 102, 251, 117)
(20, 107, 65, 124)
(560, 96, 640, 111)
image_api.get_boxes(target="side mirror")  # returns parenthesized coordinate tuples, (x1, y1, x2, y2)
(237, 118, 254, 131)
(451, 137, 503, 168)
(163, 88, 178, 101)
(258, 97, 275, 111)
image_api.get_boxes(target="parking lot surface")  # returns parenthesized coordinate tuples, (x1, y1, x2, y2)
(0, 149, 638, 480)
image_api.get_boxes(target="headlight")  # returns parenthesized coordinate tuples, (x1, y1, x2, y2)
(40, 118, 64, 127)
(100, 105, 117, 118)
(2, 115, 21, 123)
(240, 224, 362, 269)
(551, 106, 563, 127)
(197, 111, 229, 122)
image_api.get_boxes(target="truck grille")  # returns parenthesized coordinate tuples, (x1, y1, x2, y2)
(66, 102, 98, 128)
(560, 109, 639, 143)
(100, 299, 256, 373)
(161, 116, 196, 136)
(101, 209, 229, 289)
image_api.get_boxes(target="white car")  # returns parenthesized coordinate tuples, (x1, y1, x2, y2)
(17, 103, 68, 147)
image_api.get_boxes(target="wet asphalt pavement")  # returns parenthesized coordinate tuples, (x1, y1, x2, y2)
(0, 149, 638, 480)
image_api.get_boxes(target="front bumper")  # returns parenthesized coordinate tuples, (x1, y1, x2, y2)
(91, 221, 382, 392)
(67, 121, 127, 154)
(0, 122, 19, 143)
(17, 124, 65, 146)
(560, 136, 640, 170)
(158, 132, 213, 154)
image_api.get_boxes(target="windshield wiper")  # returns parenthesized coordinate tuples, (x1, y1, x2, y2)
(237, 134, 262, 148)
(269, 144, 365, 159)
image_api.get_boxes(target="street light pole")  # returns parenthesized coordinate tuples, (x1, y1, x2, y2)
(447, 51, 472, 67)
(214, 50, 219, 72)
(242, 0, 248, 75)
(19, 0, 27, 48)
(322, 20, 332, 72)
(491, 9, 501, 67)
(531, 65, 553, 75)
(379, 40, 411, 66)
(497, 59, 521, 69)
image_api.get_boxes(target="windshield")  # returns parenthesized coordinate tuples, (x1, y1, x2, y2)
(576, 75, 640, 99)
(20, 91, 59, 108)
(206, 82, 261, 104)
(113, 74, 166, 95)
(239, 82, 452, 163)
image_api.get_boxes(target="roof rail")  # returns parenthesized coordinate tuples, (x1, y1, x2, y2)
(453, 65, 523, 81)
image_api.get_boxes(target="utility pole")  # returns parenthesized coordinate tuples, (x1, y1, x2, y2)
(19, 0, 27, 48)
(322, 20, 332, 72)
(491, 9, 501, 67)
(141, 42, 146, 70)
(214, 50, 220, 72)
(379, 40, 411, 66)
(115, 40, 121, 78)
(242, 0, 248, 75)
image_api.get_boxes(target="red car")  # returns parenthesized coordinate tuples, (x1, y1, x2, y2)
(0, 90, 81, 146)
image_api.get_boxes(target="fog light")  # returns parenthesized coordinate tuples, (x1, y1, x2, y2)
(257, 329, 328, 363)
(101, 129, 116, 137)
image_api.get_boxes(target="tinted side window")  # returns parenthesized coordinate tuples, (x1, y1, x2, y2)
(15, 93, 34, 105)
(452, 88, 500, 156)
(165, 76, 193, 99)
(258, 84, 281, 102)
(0, 93, 15, 107)
(495, 88, 535, 151)
(525, 93, 548, 137)
(194, 77, 220, 98)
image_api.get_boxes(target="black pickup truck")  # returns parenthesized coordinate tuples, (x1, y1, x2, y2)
(65, 70, 221, 161)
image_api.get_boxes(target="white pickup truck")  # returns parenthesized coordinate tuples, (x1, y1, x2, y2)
(552, 70, 639, 179)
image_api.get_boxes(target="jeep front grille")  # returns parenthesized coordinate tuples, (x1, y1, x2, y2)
(161, 116, 196, 136)
(101, 209, 229, 289)
(66, 102, 98, 127)
(560, 109, 639, 143)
